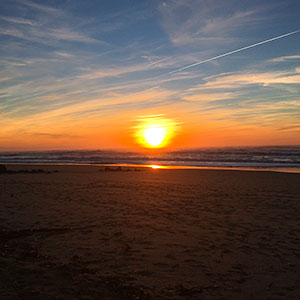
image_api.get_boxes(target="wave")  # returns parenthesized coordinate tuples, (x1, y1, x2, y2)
(1, 146, 300, 169)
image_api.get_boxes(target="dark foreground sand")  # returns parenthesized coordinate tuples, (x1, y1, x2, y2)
(0, 165, 300, 300)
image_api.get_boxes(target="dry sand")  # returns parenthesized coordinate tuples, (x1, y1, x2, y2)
(0, 165, 300, 300)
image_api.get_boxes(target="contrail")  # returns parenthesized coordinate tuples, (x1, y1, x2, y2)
(155, 29, 300, 78)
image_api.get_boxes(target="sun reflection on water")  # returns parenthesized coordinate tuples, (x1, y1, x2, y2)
(148, 164, 165, 169)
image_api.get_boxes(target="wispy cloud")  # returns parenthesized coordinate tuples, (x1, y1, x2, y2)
(0, 1, 102, 45)
(199, 11, 255, 34)
(0, 23, 100, 44)
(53, 51, 74, 58)
(154, 30, 300, 79)
(278, 125, 300, 131)
(0, 86, 178, 129)
(18, 0, 62, 14)
(45, 28, 99, 43)
(191, 70, 300, 91)
(183, 92, 239, 102)
(29, 132, 79, 139)
(269, 55, 300, 63)
(1, 16, 34, 25)
(159, 0, 261, 46)
(0, 77, 12, 83)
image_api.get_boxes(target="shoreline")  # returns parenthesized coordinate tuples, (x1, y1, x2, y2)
(2, 162, 300, 174)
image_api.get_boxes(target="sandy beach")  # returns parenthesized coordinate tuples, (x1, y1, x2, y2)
(1, 165, 299, 300)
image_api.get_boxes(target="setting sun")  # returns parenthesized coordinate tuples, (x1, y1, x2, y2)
(142, 125, 167, 147)
(134, 115, 177, 149)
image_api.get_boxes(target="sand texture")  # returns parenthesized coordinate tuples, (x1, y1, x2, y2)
(1, 165, 300, 300)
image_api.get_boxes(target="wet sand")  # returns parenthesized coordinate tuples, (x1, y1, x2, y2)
(1, 165, 300, 299)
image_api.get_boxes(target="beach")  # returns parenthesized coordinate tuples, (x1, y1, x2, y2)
(1, 165, 300, 300)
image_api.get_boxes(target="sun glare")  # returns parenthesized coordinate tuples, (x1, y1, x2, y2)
(134, 115, 177, 149)
(149, 165, 162, 169)
(142, 125, 166, 147)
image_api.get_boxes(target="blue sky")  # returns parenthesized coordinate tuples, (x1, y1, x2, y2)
(0, 0, 300, 150)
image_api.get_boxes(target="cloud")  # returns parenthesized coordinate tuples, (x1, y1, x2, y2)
(0, 28, 24, 39)
(158, 0, 260, 46)
(1, 16, 34, 25)
(188, 98, 300, 128)
(269, 55, 300, 63)
(153, 30, 300, 79)
(76, 58, 175, 80)
(278, 125, 300, 131)
(198, 11, 255, 35)
(253, 100, 300, 110)
(29, 132, 79, 139)
(54, 51, 74, 58)
(183, 92, 238, 102)
(18, 0, 62, 14)
(45, 28, 99, 43)
(0, 86, 183, 147)
(0, 25, 100, 44)
(0, 77, 12, 83)
(0, 1, 101, 45)
(191, 70, 300, 91)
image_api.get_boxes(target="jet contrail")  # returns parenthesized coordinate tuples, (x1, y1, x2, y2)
(156, 29, 300, 78)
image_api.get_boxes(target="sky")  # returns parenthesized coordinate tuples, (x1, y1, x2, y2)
(0, 0, 300, 151)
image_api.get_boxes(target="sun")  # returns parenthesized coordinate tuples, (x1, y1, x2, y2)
(134, 115, 177, 149)
(142, 125, 167, 147)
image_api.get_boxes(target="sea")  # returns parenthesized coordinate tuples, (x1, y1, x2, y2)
(1, 146, 300, 172)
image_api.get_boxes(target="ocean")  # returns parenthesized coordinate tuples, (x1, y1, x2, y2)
(1, 146, 300, 172)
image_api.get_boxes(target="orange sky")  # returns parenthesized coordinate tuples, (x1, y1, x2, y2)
(1, 1, 300, 151)
(1, 106, 299, 151)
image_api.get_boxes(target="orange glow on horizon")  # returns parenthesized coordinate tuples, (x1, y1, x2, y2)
(2, 107, 300, 151)
(149, 164, 163, 169)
